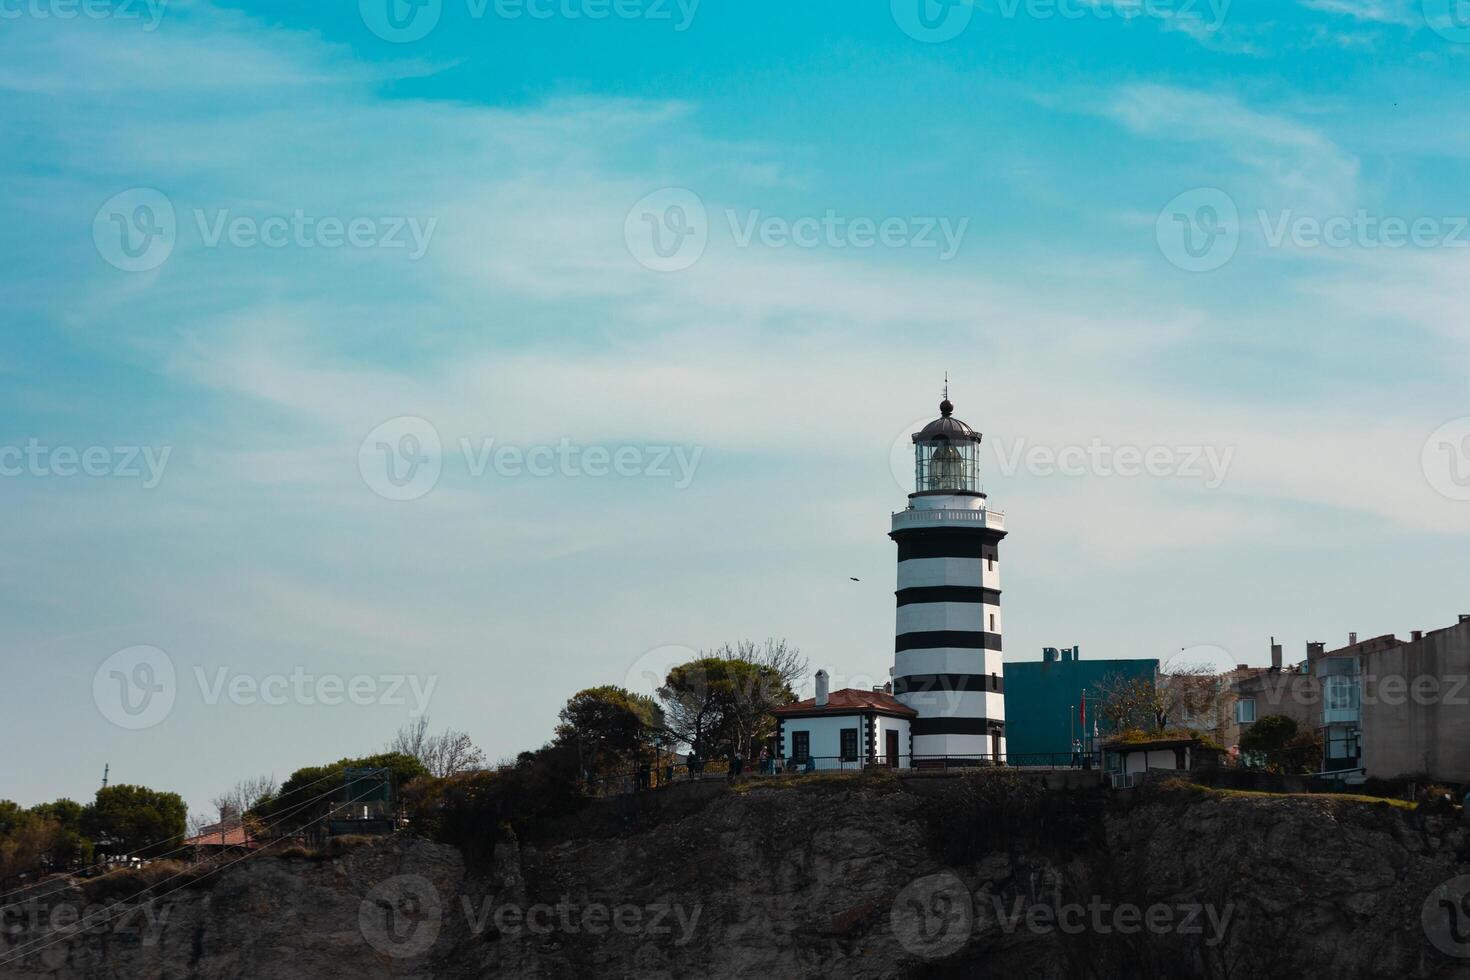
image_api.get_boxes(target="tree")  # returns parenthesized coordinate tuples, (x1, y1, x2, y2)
(82, 785, 187, 858)
(30, 798, 92, 867)
(386, 716, 487, 778)
(1095, 672, 1166, 735)
(1239, 714, 1315, 773)
(251, 752, 428, 834)
(555, 685, 662, 781)
(210, 775, 278, 825)
(657, 653, 794, 763)
(1157, 664, 1227, 736)
(723, 639, 807, 692)
(0, 802, 61, 879)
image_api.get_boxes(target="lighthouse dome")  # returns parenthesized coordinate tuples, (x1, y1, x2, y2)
(911, 399, 982, 444)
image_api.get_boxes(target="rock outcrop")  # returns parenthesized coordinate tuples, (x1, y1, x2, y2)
(4, 777, 1469, 980)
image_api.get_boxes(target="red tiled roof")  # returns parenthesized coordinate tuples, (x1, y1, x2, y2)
(772, 688, 917, 717)
(183, 823, 256, 847)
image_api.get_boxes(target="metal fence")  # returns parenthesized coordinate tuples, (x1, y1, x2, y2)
(583, 751, 1102, 796)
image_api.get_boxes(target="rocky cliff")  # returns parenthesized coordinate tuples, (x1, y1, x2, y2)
(4, 775, 1469, 980)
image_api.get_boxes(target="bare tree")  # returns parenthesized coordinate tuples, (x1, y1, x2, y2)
(1095, 671, 1166, 734)
(1157, 663, 1227, 737)
(725, 638, 807, 691)
(387, 716, 487, 778)
(210, 774, 277, 825)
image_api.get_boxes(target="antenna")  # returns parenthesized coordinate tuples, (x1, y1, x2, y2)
(102, 763, 109, 789)
(943, 371, 949, 401)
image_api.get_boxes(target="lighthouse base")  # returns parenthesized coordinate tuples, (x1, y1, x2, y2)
(911, 732, 1006, 766)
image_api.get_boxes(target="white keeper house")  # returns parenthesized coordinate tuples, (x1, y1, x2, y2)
(889, 392, 1006, 763)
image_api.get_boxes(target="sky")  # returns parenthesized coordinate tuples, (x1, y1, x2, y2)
(3, 0, 1470, 820)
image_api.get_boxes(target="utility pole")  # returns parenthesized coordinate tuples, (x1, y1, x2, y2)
(102, 763, 109, 789)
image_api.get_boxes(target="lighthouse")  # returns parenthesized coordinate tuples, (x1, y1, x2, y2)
(890, 390, 1007, 763)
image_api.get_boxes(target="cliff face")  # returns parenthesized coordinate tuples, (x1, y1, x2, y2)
(4, 778, 1469, 980)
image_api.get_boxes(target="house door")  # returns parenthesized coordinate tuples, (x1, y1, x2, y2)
(886, 731, 899, 768)
(991, 730, 1002, 762)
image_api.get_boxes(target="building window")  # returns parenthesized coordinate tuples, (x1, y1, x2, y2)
(840, 728, 858, 762)
(1324, 676, 1358, 712)
(1236, 699, 1256, 724)
(791, 731, 810, 762)
(989, 613, 996, 631)
(987, 557, 994, 571)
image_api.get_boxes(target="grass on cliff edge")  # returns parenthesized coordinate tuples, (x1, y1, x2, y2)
(1154, 778, 1416, 810)
(728, 768, 905, 794)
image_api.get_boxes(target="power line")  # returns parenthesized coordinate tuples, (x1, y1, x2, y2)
(0, 768, 347, 914)
(0, 777, 393, 968)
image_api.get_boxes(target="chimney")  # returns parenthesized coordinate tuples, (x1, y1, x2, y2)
(1043, 647, 1058, 663)
(1271, 637, 1283, 671)
(1412, 630, 1424, 642)
(1348, 632, 1358, 646)
(1307, 641, 1325, 663)
(815, 669, 829, 707)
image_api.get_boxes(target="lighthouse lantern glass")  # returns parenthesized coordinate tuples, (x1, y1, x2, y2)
(915, 439, 981, 493)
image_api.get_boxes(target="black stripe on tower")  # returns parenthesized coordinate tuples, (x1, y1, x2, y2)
(891, 526, 1005, 561)
(896, 586, 1000, 606)
(895, 631, 1002, 652)
(912, 717, 1008, 736)
(893, 673, 1005, 695)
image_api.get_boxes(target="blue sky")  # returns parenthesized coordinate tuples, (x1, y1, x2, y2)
(4, 0, 1470, 819)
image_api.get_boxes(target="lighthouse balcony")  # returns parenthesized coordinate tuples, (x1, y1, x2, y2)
(891, 507, 1005, 533)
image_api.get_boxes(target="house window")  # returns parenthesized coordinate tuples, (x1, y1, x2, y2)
(987, 557, 994, 571)
(791, 731, 810, 762)
(989, 613, 996, 631)
(1324, 676, 1359, 712)
(1236, 699, 1256, 724)
(840, 728, 859, 762)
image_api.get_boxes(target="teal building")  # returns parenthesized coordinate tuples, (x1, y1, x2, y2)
(1002, 647, 1159, 760)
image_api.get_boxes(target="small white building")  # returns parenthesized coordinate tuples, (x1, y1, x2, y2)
(1101, 736, 1223, 787)
(773, 670, 916, 770)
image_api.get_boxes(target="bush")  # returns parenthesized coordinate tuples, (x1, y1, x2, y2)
(1420, 784, 1459, 815)
(403, 743, 585, 865)
(79, 860, 198, 904)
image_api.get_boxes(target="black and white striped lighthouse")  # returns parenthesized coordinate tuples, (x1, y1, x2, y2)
(890, 390, 1007, 763)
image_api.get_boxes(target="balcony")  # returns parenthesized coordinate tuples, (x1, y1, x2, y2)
(891, 507, 1005, 533)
